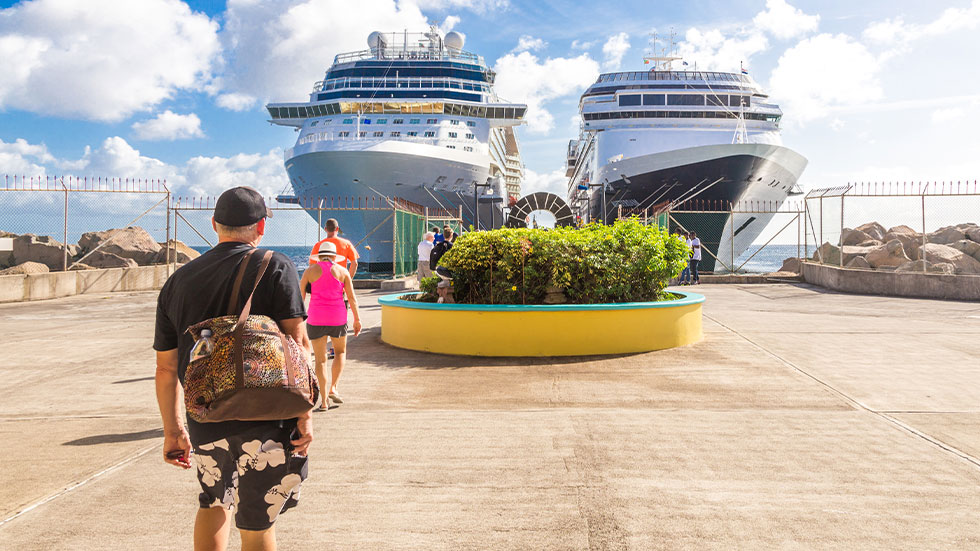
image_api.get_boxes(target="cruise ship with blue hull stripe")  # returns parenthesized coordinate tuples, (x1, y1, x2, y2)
(266, 28, 526, 273)
(566, 46, 807, 272)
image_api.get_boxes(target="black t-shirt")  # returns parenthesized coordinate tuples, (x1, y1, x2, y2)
(430, 240, 452, 267)
(153, 242, 306, 445)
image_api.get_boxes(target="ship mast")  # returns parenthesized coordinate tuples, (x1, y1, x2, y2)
(643, 29, 681, 72)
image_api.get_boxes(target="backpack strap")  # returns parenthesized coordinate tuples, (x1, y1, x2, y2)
(227, 249, 257, 315)
(232, 250, 275, 389)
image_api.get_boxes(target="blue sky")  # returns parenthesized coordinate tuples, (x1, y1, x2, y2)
(1, 0, 978, 209)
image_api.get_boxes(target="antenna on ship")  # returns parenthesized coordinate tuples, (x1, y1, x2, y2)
(643, 28, 681, 72)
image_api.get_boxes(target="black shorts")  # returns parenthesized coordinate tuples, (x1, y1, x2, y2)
(194, 423, 308, 531)
(307, 323, 348, 340)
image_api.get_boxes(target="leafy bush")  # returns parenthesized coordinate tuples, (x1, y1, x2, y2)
(434, 219, 689, 304)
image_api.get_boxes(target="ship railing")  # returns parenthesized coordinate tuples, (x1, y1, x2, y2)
(596, 71, 751, 84)
(313, 76, 490, 94)
(332, 48, 485, 66)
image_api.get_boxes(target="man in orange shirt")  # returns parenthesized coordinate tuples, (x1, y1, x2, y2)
(309, 218, 359, 277)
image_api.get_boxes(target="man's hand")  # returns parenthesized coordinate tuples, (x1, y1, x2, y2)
(163, 428, 193, 469)
(291, 411, 313, 456)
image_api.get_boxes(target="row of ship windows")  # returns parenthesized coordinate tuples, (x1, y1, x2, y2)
(310, 118, 477, 127)
(270, 103, 525, 120)
(299, 131, 476, 142)
(618, 94, 751, 107)
(318, 79, 490, 92)
(584, 111, 781, 122)
(324, 67, 491, 82)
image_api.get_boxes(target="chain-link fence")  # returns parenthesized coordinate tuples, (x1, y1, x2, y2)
(615, 199, 807, 274)
(804, 181, 980, 275)
(0, 175, 172, 273)
(172, 195, 462, 279)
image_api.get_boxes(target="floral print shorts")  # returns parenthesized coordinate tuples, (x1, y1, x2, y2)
(193, 424, 309, 531)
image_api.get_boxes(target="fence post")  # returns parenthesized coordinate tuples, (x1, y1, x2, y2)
(62, 181, 69, 272)
(839, 194, 844, 268)
(317, 198, 323, 241)
(165, 192, 172, 275)
(730, 204, 735, 273)
(921, 191, 927, 273)
(392, 204, 398, 278)
(797, 212, 801, 260)
(819, 196, 824, 263)
(173, 201, 179, 274)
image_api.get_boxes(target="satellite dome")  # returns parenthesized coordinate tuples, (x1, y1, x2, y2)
(444, 31, 465, 50)
(367, 32, 386, 50)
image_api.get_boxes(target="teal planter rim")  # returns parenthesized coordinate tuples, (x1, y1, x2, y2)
(379, 290, 705, 312)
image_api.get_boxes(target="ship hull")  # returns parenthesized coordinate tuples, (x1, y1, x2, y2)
(592, 143, 807, 272)
(285, 147, 504, 273)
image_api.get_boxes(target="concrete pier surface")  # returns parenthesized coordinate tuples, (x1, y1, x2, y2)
(1, 284, 979, 549)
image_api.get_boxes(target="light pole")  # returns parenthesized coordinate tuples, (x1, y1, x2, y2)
(580, 180, 609, 224)
(473, 178, 492, 231)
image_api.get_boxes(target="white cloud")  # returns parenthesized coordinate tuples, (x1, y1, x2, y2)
(864, 1, 980, 46)
(752, 0, 820, 40)
(769, 33, 882, 124)
(601, 32, 630, 70)
(676, 27, 768, 72)
(2, 136, 286, 198)
(439, 15, 461, 33)
(0, 0, 219, 122)
(522, 167, 568, 195)
(407, 0, 508, 12)
(131, 111, 205, 141)
(216, 92, 258, 112)
(571, 39, 597, 50)
(493, 51, 599, 133)
(511, 35, 547, 53)
(931, 108, 963, 124)
(216, 0, 430, 104)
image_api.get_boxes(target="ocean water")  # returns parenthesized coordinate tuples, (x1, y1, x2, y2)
(194, 243, 815, 275)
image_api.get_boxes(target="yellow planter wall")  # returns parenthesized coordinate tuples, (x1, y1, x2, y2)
(379, 292, 704, 357)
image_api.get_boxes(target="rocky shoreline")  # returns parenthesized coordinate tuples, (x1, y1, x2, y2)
(803, 222, 980, 275)
(0, 227, 199, 275)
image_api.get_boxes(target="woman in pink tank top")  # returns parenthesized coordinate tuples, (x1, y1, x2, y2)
(300, 241, 362, 409)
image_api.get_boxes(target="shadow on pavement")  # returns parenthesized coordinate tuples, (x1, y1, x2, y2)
(63, 428, 163, 446)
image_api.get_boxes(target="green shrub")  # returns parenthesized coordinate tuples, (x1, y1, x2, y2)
(436, 218, 689, 305)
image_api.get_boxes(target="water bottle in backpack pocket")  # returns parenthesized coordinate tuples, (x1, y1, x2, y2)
(189, 329, 214, 363)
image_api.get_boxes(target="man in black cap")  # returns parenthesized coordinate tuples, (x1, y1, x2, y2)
(154, 186, 313, 550)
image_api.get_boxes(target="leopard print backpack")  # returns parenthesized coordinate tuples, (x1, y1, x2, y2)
(183, 249, 319, 423)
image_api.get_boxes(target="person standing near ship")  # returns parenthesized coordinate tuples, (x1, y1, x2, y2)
(301, 241, 362, 408)
(309, 218, 358, 277)
(689, 231, 702, 285)
(417, 232, 435, 285)
(678, 231, 693, 285)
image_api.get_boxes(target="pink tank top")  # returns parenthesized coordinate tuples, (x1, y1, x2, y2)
(307, 261, 347, 326)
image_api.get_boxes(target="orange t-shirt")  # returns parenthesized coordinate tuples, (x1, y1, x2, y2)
(309, 236, 359, 268)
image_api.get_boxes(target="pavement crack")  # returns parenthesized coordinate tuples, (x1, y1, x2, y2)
(703, 312, 980, 471)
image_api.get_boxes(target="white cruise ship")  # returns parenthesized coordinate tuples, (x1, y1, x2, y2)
(266, 28, 526, 273)
(566, 50, 807, 272)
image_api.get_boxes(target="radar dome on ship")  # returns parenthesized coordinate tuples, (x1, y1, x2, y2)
(444, 31, 465, 50)
(367, 31, 386, 50)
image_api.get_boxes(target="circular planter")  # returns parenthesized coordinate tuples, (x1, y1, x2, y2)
(378, 291, 704, 357)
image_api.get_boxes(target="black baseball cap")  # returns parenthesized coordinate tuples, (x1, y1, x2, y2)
(213, 186, 273, 226)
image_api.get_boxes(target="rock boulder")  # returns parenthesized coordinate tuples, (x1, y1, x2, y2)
(921, 243, 980, 274)
(154, 240, 201, 264)
(812, 242, 840, 265)
(865, 239, 911, 269)
(77, 227, 161, 266)
(0, 261, 50, 275)
(856, 222, 886, 241)
(966, 226, 980, 243)
(779, 257, 802, 274)
(927, 225, 967, 245)
(8, 234, 75, 271)
(841, 244, 878, 265)
(846, 256, 871, 269)
(949, 239, 980, 263)
(887, 225, 917, 236)
(840, 228, 874, 246)
(81, 251, 139, 269)
(882, 232, 921, 260)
